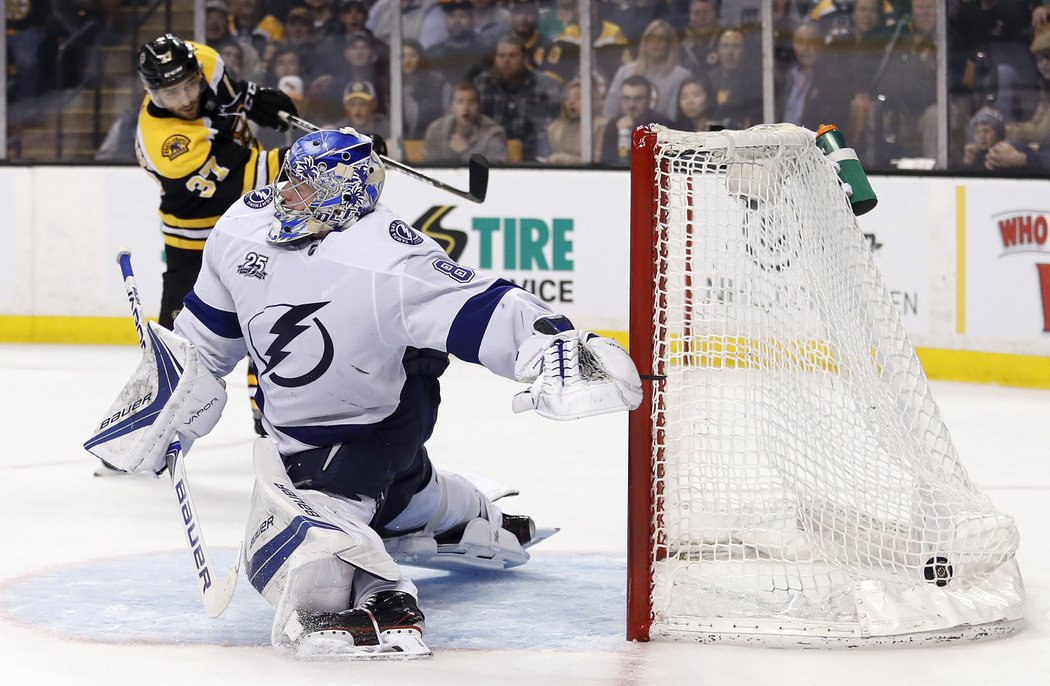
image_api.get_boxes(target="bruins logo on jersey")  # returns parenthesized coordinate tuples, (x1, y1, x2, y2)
(161, 134, 191, 160)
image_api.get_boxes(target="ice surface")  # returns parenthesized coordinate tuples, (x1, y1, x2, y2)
(1, 344, 1048, 685)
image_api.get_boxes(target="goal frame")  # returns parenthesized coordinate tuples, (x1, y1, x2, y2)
(627, 124, 660, 642)
(624, 124, 1024, 645)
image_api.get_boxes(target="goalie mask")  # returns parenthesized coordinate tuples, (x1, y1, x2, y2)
(269, 128, 386, 244)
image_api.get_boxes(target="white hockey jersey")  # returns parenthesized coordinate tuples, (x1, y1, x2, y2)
(173, 186, 554, 455)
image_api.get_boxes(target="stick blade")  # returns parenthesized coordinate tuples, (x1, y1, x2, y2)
(467, 154, 489, 203)
(203, 542, 242, 618)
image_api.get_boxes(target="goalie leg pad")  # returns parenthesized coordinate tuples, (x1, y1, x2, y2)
(381, 469, 562, 571)
(383, 469, 504, 537)
(245, 438, 406, 647)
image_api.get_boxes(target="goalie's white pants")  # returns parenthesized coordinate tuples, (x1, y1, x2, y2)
(244, 439, 503, 646)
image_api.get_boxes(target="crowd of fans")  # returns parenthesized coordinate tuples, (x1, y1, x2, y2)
(12, 0, 1050, 171)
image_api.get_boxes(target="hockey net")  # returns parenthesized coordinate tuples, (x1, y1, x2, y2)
(627, 124, 1024, 646)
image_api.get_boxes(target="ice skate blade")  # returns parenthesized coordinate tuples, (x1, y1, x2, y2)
(294, 630, 432, 661)
(523, 526, 559, 549)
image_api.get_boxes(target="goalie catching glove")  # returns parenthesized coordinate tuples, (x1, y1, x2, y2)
(84, 322, 227, 474)
(512, 316, 642, 420)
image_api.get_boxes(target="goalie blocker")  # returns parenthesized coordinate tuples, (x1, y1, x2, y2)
(84, 322, 226, 474)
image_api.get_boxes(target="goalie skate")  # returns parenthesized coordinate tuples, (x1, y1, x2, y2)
(290, 591, 431, 661)
(385, 515, 559, 572)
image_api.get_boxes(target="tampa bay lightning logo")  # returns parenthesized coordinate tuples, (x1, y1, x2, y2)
(389, 220, 423, 245)
(244, 186, 275, 209)
(247, 302, 334, 388)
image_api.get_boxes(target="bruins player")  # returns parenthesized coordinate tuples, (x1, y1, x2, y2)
(135, 33, 297, 437)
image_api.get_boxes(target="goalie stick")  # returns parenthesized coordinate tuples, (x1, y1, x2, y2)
(114, 249, 241, 618)
(278, 111, 489, 204)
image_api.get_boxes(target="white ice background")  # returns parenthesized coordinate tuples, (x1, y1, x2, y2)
(1, 344, 1048, 685)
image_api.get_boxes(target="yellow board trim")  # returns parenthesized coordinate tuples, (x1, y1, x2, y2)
(0, 316, 139, 345)
(3, 319, 1048, 389)
(955, 185, 966, 335)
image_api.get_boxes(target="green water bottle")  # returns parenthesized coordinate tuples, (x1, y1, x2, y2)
(815, 124, 878, 216)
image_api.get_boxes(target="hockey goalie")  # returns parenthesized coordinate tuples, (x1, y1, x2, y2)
(85, 127, 641, 659)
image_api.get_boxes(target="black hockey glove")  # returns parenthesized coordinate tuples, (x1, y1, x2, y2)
(244, 82, 297, 131)
(367, 132, 388, 157)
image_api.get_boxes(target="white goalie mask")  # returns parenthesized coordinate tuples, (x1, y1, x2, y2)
(269, 128, 386, 244)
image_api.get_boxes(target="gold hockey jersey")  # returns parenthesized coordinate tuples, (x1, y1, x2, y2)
(135, 41, 283, 251)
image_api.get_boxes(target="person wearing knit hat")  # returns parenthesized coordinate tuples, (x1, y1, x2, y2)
(970, 107, 1006, 141)
(963, 107, 1006, 170)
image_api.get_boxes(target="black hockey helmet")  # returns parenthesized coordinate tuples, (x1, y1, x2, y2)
(138, 34, 201, 90)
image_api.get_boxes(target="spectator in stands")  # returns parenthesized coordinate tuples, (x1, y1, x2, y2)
(424, 81, 509, 162)
(538, 0, 575, 39)
(510, 0, 553, 69)
(337, 0, 371, 37)
(599, 74, 673, 166)
(952, 0, 1037, 122)
(402, 39, 451, 139)
(818, 0, 891, 154)
(6, 0, 51, 101)
(303, 0, 343, 36)
(611, 0, 674, 50)
(776, 21, 825, 129)
(310, 30, 389, 124)
(1005, 30, 1050, 147)
(368, 0, 437, 45)
(283, 7, 320, 68)
(879, 0, 940, 161)
(427, 0, 488, 86)
(474, 34, 562, 161)
(331, 80, 391, 137)
(772, 0, 802, 82)
(673, 75, 714, 132)
(708, 27, 762, 129)
(207, 2, 265, 80)
(317, 1, 390, 82)
(603, 19, 691, 121)
(328, 0, 389, 58)
(1035, 3, 1050, 31)
(205, 1, 233, 45)
(543, 1, 630, 85)
(230, 0, 285, 57)
(962, 107, 1008, 170)
(679, 0, 723, 79)
(219, 39, 248, 80)
(547, 77, 607, 163)
(983, 128, 1050, 174)
(262, 44, 305, 89)
(470, 0, 512, 50)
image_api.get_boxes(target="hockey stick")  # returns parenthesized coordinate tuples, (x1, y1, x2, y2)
(278, 111, 489, 203)
(115, 249, 240, 618)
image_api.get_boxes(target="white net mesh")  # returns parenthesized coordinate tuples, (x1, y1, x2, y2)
(640, 124, 1023, 643)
